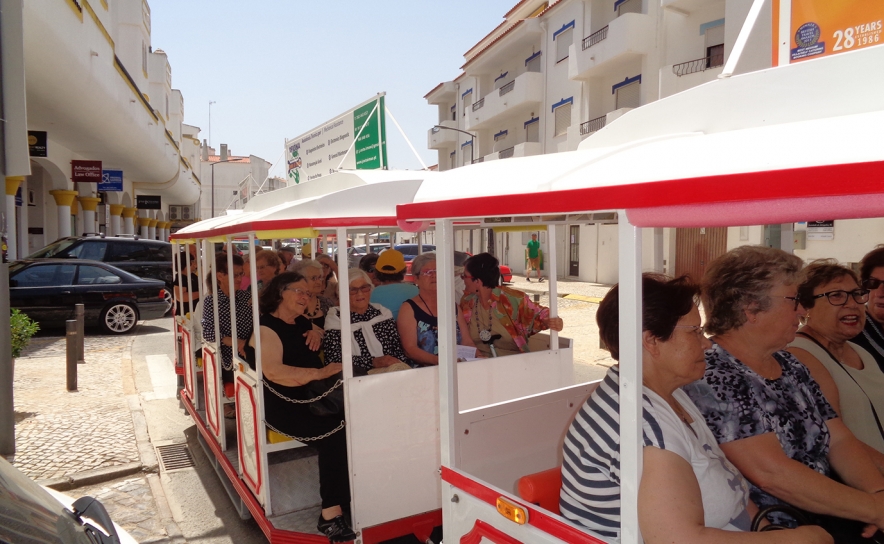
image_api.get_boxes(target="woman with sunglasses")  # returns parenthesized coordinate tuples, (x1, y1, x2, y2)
(397, 253, 474, 365)
(684, 247, 884, 542)
(322, 269, 411, 375)
(248, 272, 355, 543)
(202, 253, 253, 392)
(788, 260, 884, 457)
(460, 253, 563, 358)
(852, 246, 884, 372)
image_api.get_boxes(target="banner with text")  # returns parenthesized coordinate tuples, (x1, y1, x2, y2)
(284, 94, 388, 184)
(774, 0, 883, 64)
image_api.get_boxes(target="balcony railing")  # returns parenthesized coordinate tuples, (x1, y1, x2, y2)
(580, 115, 607, 135)
(582, 26, 609, 50)
(499, 80, 515, 96)
(472, 98, 485, 112)
(672, 53, 724, 76)
(498, 146, 515, 159)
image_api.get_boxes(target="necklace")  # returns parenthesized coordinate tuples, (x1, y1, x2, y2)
(418, 294, 435, 318)
(477, 303, 493, 342)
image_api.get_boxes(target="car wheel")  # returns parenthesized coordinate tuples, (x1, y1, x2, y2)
(101, 302, 139, 334)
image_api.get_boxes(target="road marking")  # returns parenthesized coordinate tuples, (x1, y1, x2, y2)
(563, 294, 602, 303)
(144, 354, 177, 400)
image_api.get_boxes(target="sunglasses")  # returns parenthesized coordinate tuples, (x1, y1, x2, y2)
(811, 289, 870, 307)
(863, 278, 884, 290)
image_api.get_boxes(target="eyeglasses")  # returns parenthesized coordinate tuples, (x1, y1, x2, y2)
(349, 284, 372, 295)
(283, 286, 310, 298)
(773, 295, 802, 311)
(863, 278, 884, 290)
(306, 274, 322, 281)
(420, 269, 437, 277)
(811, 289, 870, 307)
(674, 325, 707, 338)
(461, 274, 475, 281)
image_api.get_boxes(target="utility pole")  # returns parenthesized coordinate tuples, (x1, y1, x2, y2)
(210, 158, 239, 219)
(208, 100, 216, 148)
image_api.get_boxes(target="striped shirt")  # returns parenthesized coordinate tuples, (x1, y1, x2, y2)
(560, 366, 750, 540)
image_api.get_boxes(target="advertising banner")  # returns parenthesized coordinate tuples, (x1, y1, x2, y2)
(99, 169, 124, 192)
(774, 0, 883, 64)
(28, 131, 47, 157)
(136, 195, 162, 210)
(72, 160, 102, 183)
(284, 94, 387, 184)
(806, 220, 835, 241)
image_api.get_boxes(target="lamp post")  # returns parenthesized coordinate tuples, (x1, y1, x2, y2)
(210, 158, 239, 219)
(433, 125, 476, 165)
(208, 100, 216, 148)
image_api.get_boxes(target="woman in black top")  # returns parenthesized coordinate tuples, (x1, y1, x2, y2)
(250, 272, 354, 543)
(173, 251, 200, 316)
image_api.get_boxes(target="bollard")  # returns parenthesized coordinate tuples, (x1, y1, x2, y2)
(66, 320, 78, 391)
(75, 303, 85, 364)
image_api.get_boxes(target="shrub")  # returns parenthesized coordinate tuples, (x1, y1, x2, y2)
(10, 309, 39, 359)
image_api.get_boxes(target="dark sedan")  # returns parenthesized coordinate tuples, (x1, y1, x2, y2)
(9, 259, 169, 334)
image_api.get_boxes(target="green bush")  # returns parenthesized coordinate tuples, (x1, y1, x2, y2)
(10, 309, 39, 359)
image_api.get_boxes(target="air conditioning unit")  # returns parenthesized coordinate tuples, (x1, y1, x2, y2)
(168, 205, 181, 220)
(181, 206, 192, 220)
(169, 205, 193, 221)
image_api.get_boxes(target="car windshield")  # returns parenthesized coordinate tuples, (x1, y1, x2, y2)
(27, 238, 79, 258)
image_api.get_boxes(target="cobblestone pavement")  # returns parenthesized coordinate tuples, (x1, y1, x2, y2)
(72, 474, 172, 543)
(11, 334, 141, 481)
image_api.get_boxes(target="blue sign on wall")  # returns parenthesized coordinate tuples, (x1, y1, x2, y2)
(99, 169, 123, 192)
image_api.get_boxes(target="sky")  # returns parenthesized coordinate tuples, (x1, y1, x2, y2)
(149, 0, 519, 178)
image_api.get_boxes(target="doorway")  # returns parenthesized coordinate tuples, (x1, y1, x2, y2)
(569, 225, 580, 276)
(674, 227, 727, 282)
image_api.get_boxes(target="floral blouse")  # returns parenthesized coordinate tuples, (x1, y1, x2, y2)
(460, 286, 550, 353)
(682, 342, 837, 512)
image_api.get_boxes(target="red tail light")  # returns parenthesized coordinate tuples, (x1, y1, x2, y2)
(160, 290, 165, 299)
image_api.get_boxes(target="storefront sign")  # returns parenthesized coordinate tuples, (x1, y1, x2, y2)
(28, 131, 47, 157)
(806, 220, 834, 241)
(99, 169, 124, 192)
(774, 0, 884, 64)
(136, 195, 162, 209)
(71, 160, 102, 183)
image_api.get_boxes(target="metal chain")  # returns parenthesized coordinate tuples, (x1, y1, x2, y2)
(264, 419, 345, 442)
(263, 378, 342, 404)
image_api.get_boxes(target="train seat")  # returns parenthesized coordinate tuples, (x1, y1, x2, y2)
(517, 467, 562, 514)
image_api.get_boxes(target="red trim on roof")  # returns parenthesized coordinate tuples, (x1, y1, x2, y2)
(398, 160, 884, 222)
(464, 19, 510, 58)
(504, 0, 534, 19)
(537, 0, 563, 18)
(207, 155, 250, 164)
(462, 20, 526, 70)
(424, 82, 445, 99)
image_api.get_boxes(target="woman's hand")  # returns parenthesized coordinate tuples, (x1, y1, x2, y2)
(223, 336, 248, 357)
(320, 363, 343, 379)
(544, 316, 564, 332)
(304, 328, 323, 351)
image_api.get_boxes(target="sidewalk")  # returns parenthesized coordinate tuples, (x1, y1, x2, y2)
(10, 332, 183, 543)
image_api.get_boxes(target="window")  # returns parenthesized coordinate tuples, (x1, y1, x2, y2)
(108, 242, 151, 262)
(77, 265, 122, 285)
(552, 99, 573, 137)
(616, 0, 641, 16)
(494, 130, 508, 142)
(704, 22, 725, 67)
(493, 72, 509, 90)
(13, 264, 76, 287)
(555, 28, 574, 62)
(525, 117, 540, 143)
(462, 142, 473, 166)
(150, 244, 172, 262)
(526, 51, 542, 73)
(615, 79, 641, 109)
(450, 151, 456, 170)
(451, 104, 456, 121)
(67, 241, 107, 261)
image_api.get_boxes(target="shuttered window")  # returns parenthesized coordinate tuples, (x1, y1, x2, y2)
(525, 119, 540, 143)
(461, 143, 472, 166)
(615, 81, 641, 109)
(705, 23, 725, 48)
(450, 152, 456, 170)
(554, 102, 572, 136)
(526, 51, 542, 72)
(556, 28, 573, 62)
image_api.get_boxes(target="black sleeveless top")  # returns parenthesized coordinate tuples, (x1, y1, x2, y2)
(258, 313, 322, 400)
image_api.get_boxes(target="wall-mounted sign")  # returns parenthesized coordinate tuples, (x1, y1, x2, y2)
(99, 169, 123, 192)
(136, 195, 162, 209)
(28, 131, 47, 157)
(72, 160, 102, 183)
(806, 220, 835, 241)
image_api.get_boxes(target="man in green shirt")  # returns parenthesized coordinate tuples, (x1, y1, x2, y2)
(525, 233, 543, 282)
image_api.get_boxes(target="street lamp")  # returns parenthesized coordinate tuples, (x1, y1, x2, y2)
(210, 158, 239, 219)
(208, 100, 216, 148)
(433, 125, 476, 165)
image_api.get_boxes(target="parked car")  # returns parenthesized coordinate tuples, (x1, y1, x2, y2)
(392, 244, 436, 262)
(9, 259, 168, 334)
(0, 455, 137, 543)
(343, 243, 391, 269)
(27, 236, 174, 307)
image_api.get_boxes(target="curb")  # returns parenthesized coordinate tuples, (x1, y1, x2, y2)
(39, 462, 144, 491)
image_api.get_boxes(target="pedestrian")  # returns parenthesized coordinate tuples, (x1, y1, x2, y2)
(525, 233, 543, 282)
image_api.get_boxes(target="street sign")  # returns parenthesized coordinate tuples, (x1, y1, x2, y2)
(806, 220, 834, 240)
(136, 195, 162, 209)
(71, 160, 102, 183)
(99, 169, 123, 192)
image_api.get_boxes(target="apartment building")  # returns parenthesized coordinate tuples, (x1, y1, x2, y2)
(426, 0, 881, 281)
(198, 144, 272, 221)
(2, 0, 201, 259)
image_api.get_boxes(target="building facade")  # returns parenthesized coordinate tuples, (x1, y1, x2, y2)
(198, 144, 272, 221)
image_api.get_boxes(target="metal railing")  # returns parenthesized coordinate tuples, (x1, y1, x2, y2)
(472, 98, 485, 111)
(499, 80, 515, 96)
(582, 26, 609, 50)
(672, 53, 725, 76)
(498, 147, 515, 159)
(580, 115, 607, 135)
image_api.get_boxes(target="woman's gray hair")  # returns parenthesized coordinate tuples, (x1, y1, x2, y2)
(411, 252, 437, 277)
(348, 268, 374, 290)
(297, 259, 323, 274)
(702, 245, 804, 335)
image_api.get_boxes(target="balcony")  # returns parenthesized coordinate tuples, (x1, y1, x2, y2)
(569, 13, 655, 80)
(659, 54, 724, 98)
(661, 0, 716, 13)
(428, 120, 459, 150)
(466, 71, 543, 131)
(478, 141, 543, 162)
(567, 108, 634, 150)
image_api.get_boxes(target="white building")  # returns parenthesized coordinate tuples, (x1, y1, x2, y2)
(426, 0, 879, 282)
(198, 144, 272, 220)
(2, 0, 201, 259)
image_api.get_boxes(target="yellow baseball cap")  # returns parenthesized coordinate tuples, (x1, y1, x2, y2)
(376, 249, 406, 273)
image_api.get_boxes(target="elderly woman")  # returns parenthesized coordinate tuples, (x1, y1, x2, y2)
(322, 269, 411, 375)
(297, 259, 332, 330)
(561, 274, 827, 543)
(397, 253, 474, 366)
(248, 273, 354, 543)
(201, 253, 253, 386)
(460, 252, 563, 357)
(684, 246, 884, 541)
(316, 253, 340, 307)
(254, 250, 281, 292)
(787, 260, 884, 457)
(173, 251, 200, 316)
(853, 246, 884, 371)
